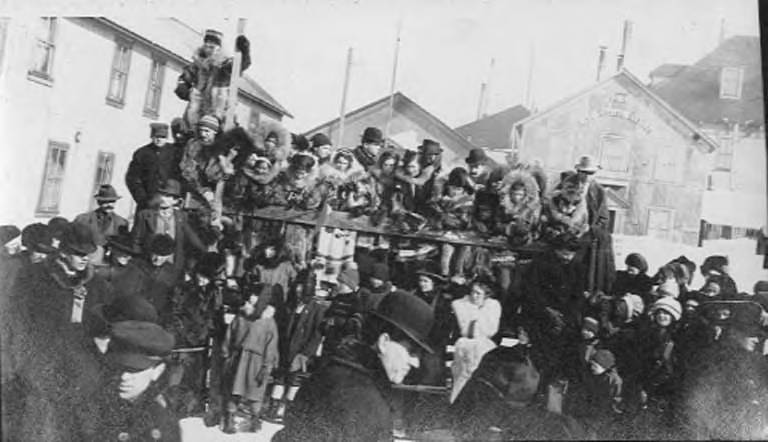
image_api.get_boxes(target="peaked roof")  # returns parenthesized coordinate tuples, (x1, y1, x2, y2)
(454, 105, 531, 149)
(649, 63, 689, 79)
(650, 35, 762, 126)
(303, 91, 477, 152)
(96, 18, 292, 118)
(512, 69, 718, 153)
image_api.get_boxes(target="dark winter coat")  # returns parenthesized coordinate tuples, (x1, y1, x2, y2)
(125, 143, 183, 210)
(179, 138, 228, 203)
(273, 339, 394, 442)
(76, 372, 181, 442)
(320, 291, 364, 358)
(4, 259, 112, 441)
(116, 259, 179, 320)
(281, 299, 328, 369)
(224, 167, 276, 210)
(73, 209, 129, 247)
(132, 208, 207, 272)
(167, 281, 225, 348)
(352, 145, 378, 172)
(270, 171, 323, 211)
(611, 270, 654, 303)
(359, 281, 393, 312)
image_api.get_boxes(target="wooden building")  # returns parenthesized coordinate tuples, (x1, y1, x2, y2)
(511, 69, 718, 246)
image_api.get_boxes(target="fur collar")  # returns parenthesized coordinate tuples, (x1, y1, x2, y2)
(241, 167, 276, 185)
(45, 256, 95, 289)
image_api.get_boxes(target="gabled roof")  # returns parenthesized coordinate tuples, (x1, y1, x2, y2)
(303, 91, 477, 152)
(650, 63, 689, 79)
(650, 35, 763, 126)
(512, 69, 718, 153)
(95, 17, 292, 118)
(454, 105, 531, 149)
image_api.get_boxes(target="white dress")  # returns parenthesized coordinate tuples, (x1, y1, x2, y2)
(450, 296, 501, 402)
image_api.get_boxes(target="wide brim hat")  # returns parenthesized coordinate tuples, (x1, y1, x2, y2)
(94, 184, 121, 202)
(21, 223, 56, 253)
(0, 225, 20, 246)
(157, 179, 182, 198)
(370, 290, 434, 354)
(574, 155, 600, 173)
(700, 300, 763, 335)
(420, 139, 442, 155)
(106, 233, 140, 256)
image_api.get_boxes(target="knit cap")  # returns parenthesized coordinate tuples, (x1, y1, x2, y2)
(650, 297, 682, 321)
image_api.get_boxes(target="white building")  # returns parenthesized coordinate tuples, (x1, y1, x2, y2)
(0, 17, 291, 226)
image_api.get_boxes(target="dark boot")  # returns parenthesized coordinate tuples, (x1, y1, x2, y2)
(222, 411, 237, 434)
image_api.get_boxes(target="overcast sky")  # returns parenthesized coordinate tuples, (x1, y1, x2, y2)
(14, 0, 762, 131)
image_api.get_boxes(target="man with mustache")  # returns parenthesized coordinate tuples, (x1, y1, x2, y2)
(74, 184, 129, 265)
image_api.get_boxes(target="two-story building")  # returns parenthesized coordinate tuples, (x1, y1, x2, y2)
(0, 17, 291, 226)
(511, 69, 718, 246)
(650, 35, 766, 240)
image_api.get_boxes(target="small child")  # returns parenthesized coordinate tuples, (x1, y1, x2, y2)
(222, 284, 280, 433)
(579, 317, 601, 367)
(496, 170, 541, 246)
(587, 349, 624, 415)
(539, 188, 589, 247)
(430, 167, 475, 277)
(638, 297, 681, 410)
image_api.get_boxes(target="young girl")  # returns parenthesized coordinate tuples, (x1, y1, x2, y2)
(222, 284, 280, 433)
(637, 297, 681, 411)
(429, 167, 476, 277)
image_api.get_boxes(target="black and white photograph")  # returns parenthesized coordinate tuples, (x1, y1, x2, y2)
(1, 0, 767, 440)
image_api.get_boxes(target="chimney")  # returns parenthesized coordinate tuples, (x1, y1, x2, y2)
(616, 20, 632, 72)
(596, 45, 607, 82)
(476, 82, 487, 120)
(719, 18, 726, 44)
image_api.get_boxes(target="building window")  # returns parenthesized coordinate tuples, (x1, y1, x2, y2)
(90, 151, 115, 209)
(654, 144, 685, 182)
(106, 40, 132, 107)
(142, 58, 165, 118)
(719, 67, 744, 100)
(36, 141, 69, 215)
(599, 133, 631, 174)
(715, 134, 734, 171)
(28, 17, 57, 81)
(647, 208, 674, 240)
(248, 108, 261, 134)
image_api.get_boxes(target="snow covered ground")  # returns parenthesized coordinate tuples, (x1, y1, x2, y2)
(180, 418, 283, 442)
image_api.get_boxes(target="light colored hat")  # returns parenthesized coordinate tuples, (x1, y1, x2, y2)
(622, 294, 645, 320)
(650, 297, 682, 321)
(574, 155, 600, 173)
(198, 115, 220, 132)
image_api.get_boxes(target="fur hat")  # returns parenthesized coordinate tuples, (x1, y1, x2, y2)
(292, 133, 310, 151)
(146, 234, 175, 256)
(198, 115, 220, 132)
(310, 133, 332, 148)
(701, 255, 729, 276)
(625, 253, 648, 274)
(650, 297, 682, 321)
(21, 223, 55, 253)
(574, 155, 600, 173)
(149, 122, 169, 138)
(61, 222, 97, 256)
(47, 217, 69, 239)
(0, 225, 20, 246)
(290, 152, 316, 172)
(590, 349, 616, 370)
(337, 261, 360, 290)
(106, 227, 139, 256)
(582, 316, 600, 335)
(670, 255, 697, 281)
(362, 127, 383, 144)
(445, 167, 475, 195)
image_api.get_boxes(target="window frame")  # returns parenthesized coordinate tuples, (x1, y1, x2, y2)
(598, 132, 631, 176)
(106, 38, 133, 108)
(35, 140, 70, 216)
(653, 143, 685, 183)
(90, 151, 116, 209)
(142, 57, 165, 118)
(719, 67, 744, 100)
(27, 17, 57, 84)
(646, 207, 675, 241)
(714, 133, 734, 172)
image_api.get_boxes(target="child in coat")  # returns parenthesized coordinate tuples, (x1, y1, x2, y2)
(496, 169, 541, 246)
(222, 285, 280, 433)
(637, 297, 681, 411)
(539, 188, 589, 247)
(586, 349, 624, 415)
(429, 167, 476, 277)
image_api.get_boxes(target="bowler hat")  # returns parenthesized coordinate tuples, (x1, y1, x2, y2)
(420, 139, 442, 155)
(362, 127, 383, 144)
(106, 228, 140, 256)
(0, 225, 20, 246)
(701, 301, 763, 335)
(21, 223, 55, 253)
(47, 217, 69, 238)
(465, 148, 489, 165)
(292, 133, 310, 151)
(149, 122, 169, 139)
(94, 184, 121, 201)
(61, 222, 97, 255)
(196, 251, 226, 278)
(107, 321, 175, 370)
(203, 29, 223, 45)
(371, 290, 435, 354)
(574, 155, 600, 173)
(310, 133, 332, 148)
(146, 234, 175, 256)
(157, 179, 182, 198)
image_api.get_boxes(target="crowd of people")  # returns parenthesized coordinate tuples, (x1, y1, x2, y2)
(2, 25, 768, 442)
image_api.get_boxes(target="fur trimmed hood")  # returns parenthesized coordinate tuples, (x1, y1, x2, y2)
(499, 169, 541, 215)
(255, 120, 291, 166)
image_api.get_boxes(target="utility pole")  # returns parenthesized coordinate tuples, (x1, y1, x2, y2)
(384, 19, 403, 144)
(224, 18, 247, 130)
(616, 20, 632, 72)
(525, 41, 535, 109)
(337, 47, 354, 148)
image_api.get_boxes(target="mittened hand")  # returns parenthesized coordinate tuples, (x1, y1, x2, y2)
(236, 35, 250, 53)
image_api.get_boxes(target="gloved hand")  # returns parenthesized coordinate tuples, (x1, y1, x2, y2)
(175, 80, 191, 101)
(255, 366, 268, 386)
(235, 35, 250, 53)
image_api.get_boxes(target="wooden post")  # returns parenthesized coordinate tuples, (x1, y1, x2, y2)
(337, 47, 353, 148)
(224, 18, 247, 131)
(384, 20, 403, 143)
